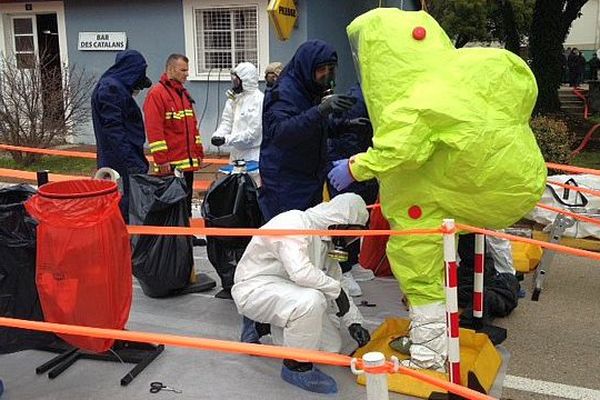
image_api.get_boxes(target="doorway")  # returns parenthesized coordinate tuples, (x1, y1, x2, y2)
(4, 12, 64, 123)
(36, 13, 64, 122)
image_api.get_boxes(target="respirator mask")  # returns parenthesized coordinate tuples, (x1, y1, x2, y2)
(226, 73, 244, 99)
(314, 63, 336, 98)
(327, 224, 366, 262)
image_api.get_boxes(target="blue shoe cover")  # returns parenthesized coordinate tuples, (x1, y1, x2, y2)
(0, 378, 4, 397)
(281, 365, 338, 394)
(240, 316, 260, 344)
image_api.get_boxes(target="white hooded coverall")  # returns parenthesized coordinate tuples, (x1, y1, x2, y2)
(212, 62, 264, 162)
(231, 193, 369, 352)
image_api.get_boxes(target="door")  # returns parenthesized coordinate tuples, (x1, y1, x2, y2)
(36, 13, 64, 122)
(7, 13, 64, 122)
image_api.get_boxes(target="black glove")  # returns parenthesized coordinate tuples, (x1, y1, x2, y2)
(335, 289, 351, 317)
(318, 94, 357, 116)
(346, 117, 370, 127)
(211, 136, 226, 146)
(345, 117, 372, 135)
(348, 323, 371, 347)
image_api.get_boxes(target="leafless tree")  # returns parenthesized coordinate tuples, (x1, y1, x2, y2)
(0, 51, 96, 165)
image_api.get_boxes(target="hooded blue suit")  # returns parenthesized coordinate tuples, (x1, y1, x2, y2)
(91, 50, 150, 220)
(259, 40, 338, 221)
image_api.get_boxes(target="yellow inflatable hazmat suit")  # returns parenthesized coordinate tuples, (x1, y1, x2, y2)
(330, 9, 546, 371)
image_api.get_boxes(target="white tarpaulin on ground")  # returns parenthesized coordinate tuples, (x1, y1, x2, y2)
(527, 174, 600, 239)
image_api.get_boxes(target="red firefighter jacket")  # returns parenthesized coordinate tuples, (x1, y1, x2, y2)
(144, 74, 204, 171)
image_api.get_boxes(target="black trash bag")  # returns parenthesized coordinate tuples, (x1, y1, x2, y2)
(129, 175, 192, 298)
(457, 234, 520, 319)
(201, 173, 262, 294)
(0, 184, 55, 353)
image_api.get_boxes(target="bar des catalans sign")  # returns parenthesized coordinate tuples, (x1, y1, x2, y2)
(78, 32, 127, 51)
(267, 0, 297, 41)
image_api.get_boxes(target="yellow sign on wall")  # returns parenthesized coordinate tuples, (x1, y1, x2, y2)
(267, 0, 297, 41)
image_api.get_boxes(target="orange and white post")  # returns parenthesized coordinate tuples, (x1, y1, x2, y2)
(443, 219, 461, 385)
(473, 234, 485, 323)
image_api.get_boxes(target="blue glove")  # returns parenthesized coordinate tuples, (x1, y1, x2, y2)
(328, 159, 355, 191)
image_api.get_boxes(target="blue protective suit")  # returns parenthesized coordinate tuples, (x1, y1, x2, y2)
(91, 50, 150, 220)
(259, 40, 338, 221)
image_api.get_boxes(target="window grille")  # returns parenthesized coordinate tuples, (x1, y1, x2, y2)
(194, 6, 258, 73)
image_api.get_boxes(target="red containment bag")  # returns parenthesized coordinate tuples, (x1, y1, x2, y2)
(359, 206, 393, 277)
(25, 180, 132, 352)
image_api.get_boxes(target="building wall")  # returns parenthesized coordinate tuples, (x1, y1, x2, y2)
(304, 0, 418, 93)
(268, 0, 308, 68)
(565, 0, 600, 52)
(64, 0, 418, 146)
(65, 0, 186, 144)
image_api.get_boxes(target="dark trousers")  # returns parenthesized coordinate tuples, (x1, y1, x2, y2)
(184, 171, 194, 218)
(118, 172, 130, 223)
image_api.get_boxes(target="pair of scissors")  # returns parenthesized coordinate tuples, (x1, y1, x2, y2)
(150, 382, 182, 394)
(358, 300, 377, 307)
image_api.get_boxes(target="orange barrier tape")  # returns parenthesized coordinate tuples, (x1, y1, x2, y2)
(0, 167, 212, 191)
(536, 203, 600, 226)
(0, 144, 96, 158)
(127, 226, 443, 237)
(571, 124, 600, 157)
(456, 223, 600, 261)
(193, 180, 211, 191)
(0, 143, 229, 165)
(356, 177, 600, 213)
(546, 162, 600, 176)
(0, 316, 349, 366)
(201, 157, 230, 165)
(190, 218, 205, 228)
(0, 168, 82, 182)
(0, 317, 494, 400)
(547, 180, 600, 199)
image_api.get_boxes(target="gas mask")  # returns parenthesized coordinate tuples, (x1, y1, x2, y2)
(226, 73, 244, 99)
(132, 76, 152, 92)
(314, 63, 336, 94)
(327, 224, 366, 262)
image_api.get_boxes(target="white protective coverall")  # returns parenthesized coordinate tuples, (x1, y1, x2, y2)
(231, 193, 369, 352)
(211, 62, 264, 162)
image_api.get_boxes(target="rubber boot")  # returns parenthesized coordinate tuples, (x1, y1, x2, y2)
(389, 336, 412, 355)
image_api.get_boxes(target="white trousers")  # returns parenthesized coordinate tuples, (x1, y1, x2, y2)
(232, 278, 342, 352)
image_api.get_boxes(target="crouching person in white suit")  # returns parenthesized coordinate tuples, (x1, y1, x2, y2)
(231, 193, 371, 394)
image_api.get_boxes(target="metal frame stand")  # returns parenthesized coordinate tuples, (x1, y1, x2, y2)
(532, 213, 574, 301)
(36, 340, 164, 386)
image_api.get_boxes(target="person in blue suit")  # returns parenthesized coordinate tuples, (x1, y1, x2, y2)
(259, 39, 356, 221)
(91, 49, 152, 222)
